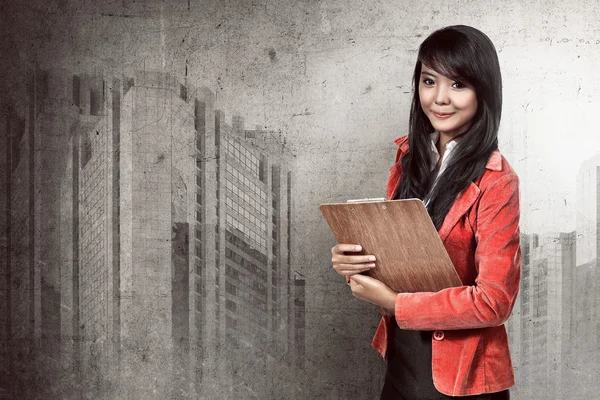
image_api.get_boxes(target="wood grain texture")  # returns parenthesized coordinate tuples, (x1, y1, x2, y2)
(321, 199, 462, 315)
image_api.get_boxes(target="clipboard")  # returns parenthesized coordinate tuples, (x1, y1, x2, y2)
(320, 198, 462, 314)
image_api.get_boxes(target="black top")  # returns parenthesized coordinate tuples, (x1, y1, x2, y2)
(380, 323, 510, 399)
(381, 324, 440, 399)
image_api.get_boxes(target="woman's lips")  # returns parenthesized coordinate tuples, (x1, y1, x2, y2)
(433, 112, 454, 119)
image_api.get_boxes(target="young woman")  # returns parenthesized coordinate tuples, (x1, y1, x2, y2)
(331, 25, 520, 399)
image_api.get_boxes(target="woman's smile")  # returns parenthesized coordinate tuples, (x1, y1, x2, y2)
(432, 111, 455, 119)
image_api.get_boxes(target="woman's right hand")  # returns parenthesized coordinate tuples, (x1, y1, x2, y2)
(331, 244, 377, 284)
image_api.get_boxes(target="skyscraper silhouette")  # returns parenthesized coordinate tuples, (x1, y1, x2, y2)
(0, 68, 304, 400)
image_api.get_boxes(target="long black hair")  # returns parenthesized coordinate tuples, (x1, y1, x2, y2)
(395, 25, 503, 230)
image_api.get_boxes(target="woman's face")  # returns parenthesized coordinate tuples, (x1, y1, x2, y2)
(418, 64, 478, 138)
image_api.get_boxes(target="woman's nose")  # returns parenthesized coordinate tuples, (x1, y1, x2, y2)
(434, 86, 450, 105)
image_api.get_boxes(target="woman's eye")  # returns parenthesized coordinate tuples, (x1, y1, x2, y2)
(422, 78, 434, 85)
(452, 81, 465, 89)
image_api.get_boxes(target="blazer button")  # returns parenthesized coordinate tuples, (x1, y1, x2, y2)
(433, 330, 445, 341)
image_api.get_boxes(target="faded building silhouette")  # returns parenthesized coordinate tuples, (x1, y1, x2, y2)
(509, 232, 577, 399)
(574, 154, 600, 397)
(507, 153, 600, 399)
(0, 68, 304, 399)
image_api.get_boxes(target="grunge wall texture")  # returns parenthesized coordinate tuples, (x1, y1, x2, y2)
(1, 0, 600, 399)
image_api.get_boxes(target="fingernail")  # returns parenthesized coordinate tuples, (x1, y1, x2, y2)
(369, 256, 376, 261)
(369, 263, 376, 267)
(355, 245, 361, 251)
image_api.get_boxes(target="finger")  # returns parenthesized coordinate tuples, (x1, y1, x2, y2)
(340, 271, 366, 283)
(349, 274, 372, 285)
(334, 268, 372, 278)
(334, 262, 376, 271)
(333, 255, 376, 265)
(336, 267, 373, 276)
(332, 244, 363, 254)
(349, 278, 364, 289)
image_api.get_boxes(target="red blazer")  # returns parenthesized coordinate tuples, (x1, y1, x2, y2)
(370, 135, 521, 396)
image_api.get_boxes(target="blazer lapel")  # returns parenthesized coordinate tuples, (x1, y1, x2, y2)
(387, 137, 496, 241)
(437, 150, 501, 240)
(386, 137, 409, 200)
(437, 182, 480, 242)
(386, 164, 403, 200)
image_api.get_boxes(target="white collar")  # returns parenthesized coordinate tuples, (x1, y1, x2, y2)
(428, 131, 461, 172)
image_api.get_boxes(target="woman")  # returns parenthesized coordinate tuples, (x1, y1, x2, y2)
(331, 25, 520, 399)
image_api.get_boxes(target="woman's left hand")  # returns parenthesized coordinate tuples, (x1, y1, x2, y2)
(349, 274, 398, 313)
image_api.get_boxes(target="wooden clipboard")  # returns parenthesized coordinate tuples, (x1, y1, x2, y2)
(320, 199, 462, 314)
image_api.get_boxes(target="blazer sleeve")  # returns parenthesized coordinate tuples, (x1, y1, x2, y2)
(393, 173, 521, 331)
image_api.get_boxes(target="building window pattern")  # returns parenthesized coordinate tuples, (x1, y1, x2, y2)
(225, 164, 268, 217)
(225, 207, 266, 253)
(225, 248, 267, 280)
(224, 158, 268, 253)
(521, 262, 530, 317)
(271, 166, 281, 328)
(215, 125, 221, 328)
(224, 233, 270, 331)
(220, 133, 279, 360)
(225, 229, 267, 264)
(194, 129, 205, 313)
(225, 249, 268, 293)
(223, 277, 268, 329)
(223, 276, 268, 329)
(533, 259, 549, 319)
(224, 189, 266, 228)
(225, 153, 267, 252)
(224, 137, 260, 178)
(79, 128, 110, 358)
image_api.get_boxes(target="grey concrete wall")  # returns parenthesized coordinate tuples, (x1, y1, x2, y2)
(2, 0, 600, 399)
